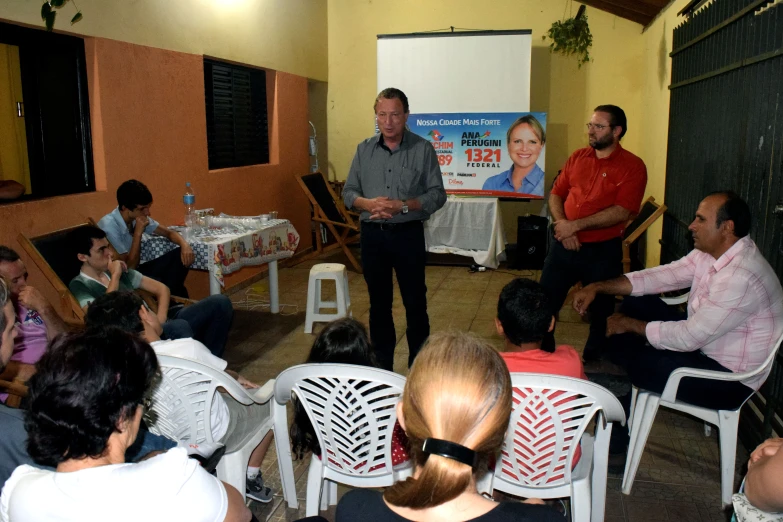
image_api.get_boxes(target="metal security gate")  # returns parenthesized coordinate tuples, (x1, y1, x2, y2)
(663, 0, 783, 450)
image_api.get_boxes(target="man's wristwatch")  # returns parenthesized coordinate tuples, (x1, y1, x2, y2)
(401, 201, 409, 214)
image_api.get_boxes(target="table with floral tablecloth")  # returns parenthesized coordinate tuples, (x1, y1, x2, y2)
(140, 218, 300, 305)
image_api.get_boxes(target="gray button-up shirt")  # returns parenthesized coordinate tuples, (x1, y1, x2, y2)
(343, 130, 447, 223)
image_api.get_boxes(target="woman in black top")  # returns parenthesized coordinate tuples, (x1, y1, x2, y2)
(335, 332, 562, 522)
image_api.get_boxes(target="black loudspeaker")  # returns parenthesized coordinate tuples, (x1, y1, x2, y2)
(513, 215, 548, 269)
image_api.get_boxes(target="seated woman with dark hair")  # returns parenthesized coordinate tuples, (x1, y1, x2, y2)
(290, 318, 409, 469)
(0, 328, 251, 522)
(336, 331, 562, 522)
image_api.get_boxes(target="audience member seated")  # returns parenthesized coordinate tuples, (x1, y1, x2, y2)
(0, 276, 31, 485)
(572, 191, 783, 452)
(85, 291, 274, 503)
(496, 277, 587, 470)
(0, 180, 25, 201)
(289, 318, 409, 469)
(731, 437, 783, 521)
(496, 278, 587, 379)
(0, 246, 68, 365)
(0, 327, 252, 522)
(68, 225, 233, 357)
(335, 331, 562, 522)
(0, 276, 222, 490)
(98, 179, 194, 297)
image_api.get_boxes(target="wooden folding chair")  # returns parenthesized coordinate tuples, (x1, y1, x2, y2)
(0, 361, 35, 408)
(297, 172, 362, 273)
(622, 196, 667, 273)
(18, 221, 193, 323)
(17, 221, 97, 322)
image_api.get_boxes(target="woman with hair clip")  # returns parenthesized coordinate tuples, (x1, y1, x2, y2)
(335, 331, 561, 522)
(290, 318, 409, 469)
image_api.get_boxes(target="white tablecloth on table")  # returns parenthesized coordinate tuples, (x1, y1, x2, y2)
(424, 196, 507, 268)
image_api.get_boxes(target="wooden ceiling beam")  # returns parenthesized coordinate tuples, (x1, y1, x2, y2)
(631, 0, 671, 9)
(595, 0, 664, 17)
(578, 0, 655, 25)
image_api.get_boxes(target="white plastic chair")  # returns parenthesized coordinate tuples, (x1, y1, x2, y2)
(657, 291, 713, 437)
(659, 291, 690, 306)
(273, 363, 413, 515)
(478, 373, 625, 522)
(144, 355, 278, 502)
(623, 330, 783, 507)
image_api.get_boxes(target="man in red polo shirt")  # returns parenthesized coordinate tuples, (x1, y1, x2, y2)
(540, 105, 647, 361)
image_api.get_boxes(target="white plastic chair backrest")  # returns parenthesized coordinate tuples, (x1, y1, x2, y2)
(274, 363, 406, 477)
(145, 355, 254, 444)
(498, 373, 625, 487)
(659, 291, 690, 306)
(661, 330, 783, 403)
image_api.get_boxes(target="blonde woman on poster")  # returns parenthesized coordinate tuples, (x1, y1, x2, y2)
(482, 115, 545, 196)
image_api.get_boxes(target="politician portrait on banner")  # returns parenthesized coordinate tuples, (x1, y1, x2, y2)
(408, 112, 547, 199)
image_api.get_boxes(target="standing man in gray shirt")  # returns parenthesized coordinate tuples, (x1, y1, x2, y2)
(343, 88, 447, 371)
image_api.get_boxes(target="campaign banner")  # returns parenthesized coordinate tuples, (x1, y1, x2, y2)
(409, 112, 547, 199)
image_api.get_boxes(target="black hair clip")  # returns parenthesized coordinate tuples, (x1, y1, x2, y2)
(422, 437, 476, 467)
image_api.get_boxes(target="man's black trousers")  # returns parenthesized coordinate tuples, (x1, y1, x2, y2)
(609, 296, 753, 411)
(361, 220, 430, 371)
(539, 235, 623, 355)
(138, 247, 189, 298)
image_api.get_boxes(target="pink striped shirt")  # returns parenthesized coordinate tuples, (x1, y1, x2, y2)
(626, 236, 783, 390)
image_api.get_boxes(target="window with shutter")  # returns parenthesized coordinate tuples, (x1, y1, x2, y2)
(204, 59, 269, 170)
(0, 21, 95, 202)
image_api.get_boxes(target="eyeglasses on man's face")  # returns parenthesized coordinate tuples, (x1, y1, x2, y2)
(586, 123, 613, 131)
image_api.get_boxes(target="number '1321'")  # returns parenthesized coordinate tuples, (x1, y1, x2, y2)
(466, 149, 501, 162)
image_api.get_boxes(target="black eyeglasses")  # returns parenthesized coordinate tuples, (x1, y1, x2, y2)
(586, 123, 612, 131)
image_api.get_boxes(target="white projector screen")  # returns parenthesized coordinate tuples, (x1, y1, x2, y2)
(377, 30, 532, 113)
(378, 31, 544, 198)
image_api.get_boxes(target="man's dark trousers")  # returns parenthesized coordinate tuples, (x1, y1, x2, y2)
(163, 294, 234, 358)
(139, 248, 189, 298)
(361, 220, 429, 371)
(539, 235, 623, 357)
(609, 296, 754, 411)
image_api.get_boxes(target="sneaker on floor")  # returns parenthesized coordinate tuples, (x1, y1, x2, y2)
(246, 474, 274, 503)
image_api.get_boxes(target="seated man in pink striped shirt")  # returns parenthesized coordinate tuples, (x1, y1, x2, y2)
(573, 191, 783, 420)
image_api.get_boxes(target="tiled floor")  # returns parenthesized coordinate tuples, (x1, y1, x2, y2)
(225, 249, 744, 522)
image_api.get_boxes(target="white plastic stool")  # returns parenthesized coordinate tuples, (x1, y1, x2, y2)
(304, 263, 351, 333)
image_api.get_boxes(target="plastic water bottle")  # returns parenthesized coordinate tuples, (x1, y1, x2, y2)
(183, 182, 196, 235)
(182, 182, 198, 237)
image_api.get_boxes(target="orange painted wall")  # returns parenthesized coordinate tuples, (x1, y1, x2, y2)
(0, 36, 313, 311)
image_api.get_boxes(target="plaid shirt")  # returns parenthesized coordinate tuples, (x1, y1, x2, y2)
(626, 236, 783, 390)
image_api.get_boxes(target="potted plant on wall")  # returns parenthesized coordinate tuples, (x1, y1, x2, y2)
(543, 4, 593, 67)
(40, 0, 83, 32)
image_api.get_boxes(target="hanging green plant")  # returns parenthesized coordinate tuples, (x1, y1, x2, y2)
(543, 4, 593, 67)
(40, 0, 83, 32)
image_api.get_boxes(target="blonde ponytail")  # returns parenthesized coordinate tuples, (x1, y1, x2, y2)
(384, 332, 511, 509)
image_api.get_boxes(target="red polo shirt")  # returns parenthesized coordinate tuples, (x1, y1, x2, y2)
(551, 144, 647, 243)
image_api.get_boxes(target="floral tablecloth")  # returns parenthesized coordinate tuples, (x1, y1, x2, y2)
(140, 219, 300, 288)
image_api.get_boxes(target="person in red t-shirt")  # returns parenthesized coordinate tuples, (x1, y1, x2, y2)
(495, 277, 587, 476)
(540, 104, 647, 362)
(496, 278, 587, 380)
